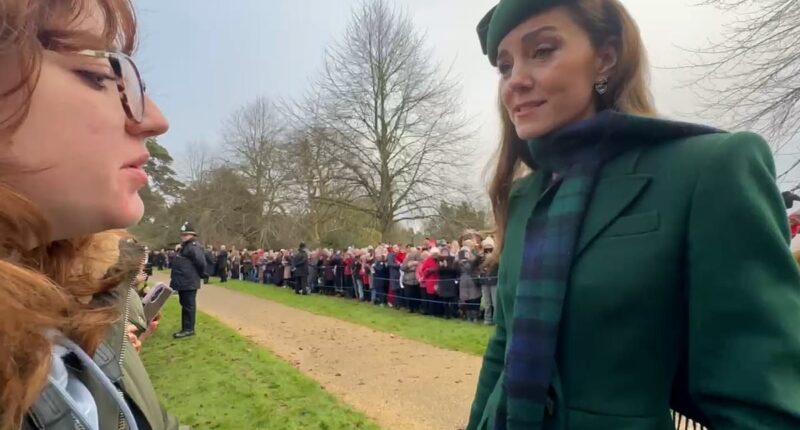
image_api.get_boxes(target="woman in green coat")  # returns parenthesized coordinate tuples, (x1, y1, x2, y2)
(468, 1, 800, 429)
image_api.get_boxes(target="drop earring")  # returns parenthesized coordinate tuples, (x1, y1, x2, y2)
(594, 79, 608, 95)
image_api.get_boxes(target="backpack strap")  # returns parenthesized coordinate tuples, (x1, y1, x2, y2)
(27, 383, 79, 429)
(93, 340, 122, 383)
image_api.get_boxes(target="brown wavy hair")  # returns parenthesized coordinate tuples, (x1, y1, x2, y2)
(0, 1, 136, 429)
(486, 0, 656, 268)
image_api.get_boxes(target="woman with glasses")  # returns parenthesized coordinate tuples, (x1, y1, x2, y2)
(0, 0, 181, 429)
(468, 0, 800, 429)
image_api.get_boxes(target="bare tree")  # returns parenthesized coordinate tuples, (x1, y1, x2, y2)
(690, 1, 800, 142)
(183, 140, 216, 185)
(186, 166, 258, 246)
(223, 97, 292, 245)
(284, 126, 355, 243)
(293, 0, 474, 241)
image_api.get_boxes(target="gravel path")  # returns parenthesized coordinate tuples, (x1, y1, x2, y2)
(191, 283, 482, 430)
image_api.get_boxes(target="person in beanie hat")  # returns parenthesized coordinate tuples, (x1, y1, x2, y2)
(292, 242, 310, 295)
(468, 1, 800, 429)
(169, 221, 206, 338)
(457, 239, 482, 322)
(478, 237, 498, 326)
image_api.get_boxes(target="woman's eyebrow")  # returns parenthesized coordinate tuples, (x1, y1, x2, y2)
(497, 25, 559, 60)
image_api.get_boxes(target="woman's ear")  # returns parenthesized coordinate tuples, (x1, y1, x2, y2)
(595, 38, 619, 82)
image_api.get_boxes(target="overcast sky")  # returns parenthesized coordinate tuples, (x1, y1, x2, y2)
(133, 0, 800, 193)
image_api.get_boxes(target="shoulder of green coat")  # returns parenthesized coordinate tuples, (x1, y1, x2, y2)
(659, 130, 769, 160)
(711, 131, 774, 177)
(636, 131, 773, 180)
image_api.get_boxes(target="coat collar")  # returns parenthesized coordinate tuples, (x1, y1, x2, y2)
(510, 146, 651, 256)
(510, 112, 721, 256)
(510, 144, 642, 198)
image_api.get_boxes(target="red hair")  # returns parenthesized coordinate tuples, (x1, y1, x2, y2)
(0, 1, 137, 429)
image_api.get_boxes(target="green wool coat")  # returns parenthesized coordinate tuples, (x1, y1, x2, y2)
(467, 131, 800, 429)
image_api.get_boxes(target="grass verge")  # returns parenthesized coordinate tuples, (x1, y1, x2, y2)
(141, 298, 381, 430)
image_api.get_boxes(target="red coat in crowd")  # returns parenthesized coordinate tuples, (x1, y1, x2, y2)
(360, 260, 371, 285)
(418, 255, 439, 295)
(790, 212, 800, 238)
(252, 250, 263, 266)
(343, 256, 354, 276)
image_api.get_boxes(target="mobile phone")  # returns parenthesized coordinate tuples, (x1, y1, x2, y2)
(142, 282, 173, 324)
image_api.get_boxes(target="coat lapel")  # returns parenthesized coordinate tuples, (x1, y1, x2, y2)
(575, 148, 651, 257)
(508, 148, 652, 258)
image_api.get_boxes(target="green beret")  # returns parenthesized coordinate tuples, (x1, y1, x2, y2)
(477, 0, 574, 66)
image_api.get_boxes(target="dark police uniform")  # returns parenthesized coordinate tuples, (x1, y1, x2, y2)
(169, 222, 206, 337)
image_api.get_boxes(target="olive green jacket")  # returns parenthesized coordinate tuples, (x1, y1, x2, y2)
(88, 242, 182, 430)
(25, 241, 184, 430)
(468, 132, 800, 429)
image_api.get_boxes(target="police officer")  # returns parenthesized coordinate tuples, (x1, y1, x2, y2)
(169, 222, 206, 339)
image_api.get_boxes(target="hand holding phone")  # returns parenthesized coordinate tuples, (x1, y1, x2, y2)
(142, 282, 173, 325)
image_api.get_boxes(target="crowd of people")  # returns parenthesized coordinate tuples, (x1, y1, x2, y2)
(152, 232, 501, 324)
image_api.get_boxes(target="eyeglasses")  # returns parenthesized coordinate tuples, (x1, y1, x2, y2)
(75, 50, 146, 123)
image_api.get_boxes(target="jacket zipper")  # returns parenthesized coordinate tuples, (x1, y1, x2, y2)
(116, 259, 141, 430)
(69, 412, 88, 430)
(72, 414, 87, 430)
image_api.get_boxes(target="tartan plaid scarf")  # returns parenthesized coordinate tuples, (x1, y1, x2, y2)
(500, 111, 719, 430)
